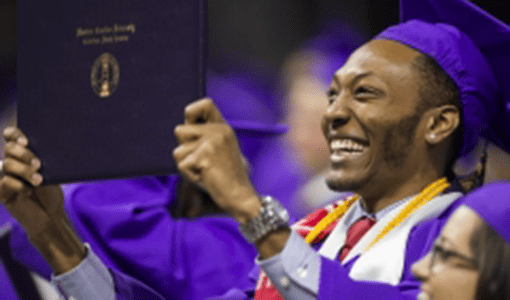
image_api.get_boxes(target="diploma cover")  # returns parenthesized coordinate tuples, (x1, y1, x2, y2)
(17, 0, 207, 183)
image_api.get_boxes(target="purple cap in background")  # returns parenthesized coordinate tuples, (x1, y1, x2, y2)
(462, 182, 510, 243)
(301, 19, 368, 85)
(207, 71, 288, 136)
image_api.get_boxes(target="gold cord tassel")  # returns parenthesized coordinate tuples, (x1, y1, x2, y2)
(304, 177, 450, 252)
(305, 195, 358, 244)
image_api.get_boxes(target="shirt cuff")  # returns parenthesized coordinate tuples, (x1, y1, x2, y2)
(51, 243, 115, 300)
(256, 230, 320, 299)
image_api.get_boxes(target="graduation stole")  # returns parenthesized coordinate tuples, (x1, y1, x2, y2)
(254, 177, 449, 299)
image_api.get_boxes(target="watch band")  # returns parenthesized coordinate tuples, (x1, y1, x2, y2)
(239, 196, 289, 243)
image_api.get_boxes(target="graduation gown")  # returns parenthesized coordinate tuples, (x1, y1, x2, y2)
(9, 176, 257, 300)
(207, 190, 464, 300)
(317, 195, 463, 299)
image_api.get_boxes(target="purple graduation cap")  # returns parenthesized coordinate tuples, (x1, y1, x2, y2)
(375, 0, 510, 156)
(207, 70, 288, 136)
(301, 19, 368, 85)
(462, 182, 510, 243)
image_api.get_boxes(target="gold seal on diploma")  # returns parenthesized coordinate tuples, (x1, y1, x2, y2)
(91, 53, 120, 98)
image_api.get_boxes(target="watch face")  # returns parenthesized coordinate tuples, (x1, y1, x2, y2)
(261, 196, 273, 205)
(267, 200, 289, 223)
(240, 196, 290, 243)
(279, 209, 290, 223)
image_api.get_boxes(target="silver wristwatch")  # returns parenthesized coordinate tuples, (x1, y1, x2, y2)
(239, 196, 290, 243)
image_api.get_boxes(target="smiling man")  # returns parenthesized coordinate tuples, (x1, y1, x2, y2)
(322, 39, 455, 208)
(174, 39, 466, 299)
(171, 0, 509, 299)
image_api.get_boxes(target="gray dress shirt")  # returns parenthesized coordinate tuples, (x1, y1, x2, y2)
(256, 197, 410, 299)
(51, 244, 114, 300)
(49, 198, 409, 300)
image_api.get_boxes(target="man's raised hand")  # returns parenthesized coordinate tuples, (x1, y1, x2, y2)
(0, 127, 85, 273)
(0, 127, 64, 234)
(173, 99, 261, 224)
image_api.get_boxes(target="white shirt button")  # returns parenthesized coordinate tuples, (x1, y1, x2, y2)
(297, 266, 308, 278)
(279, 276, 290, 289)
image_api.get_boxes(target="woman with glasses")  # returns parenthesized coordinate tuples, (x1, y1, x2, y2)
(412, 182, 510, 300)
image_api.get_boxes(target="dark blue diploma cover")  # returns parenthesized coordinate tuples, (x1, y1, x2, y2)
(17, 0, 207, 183)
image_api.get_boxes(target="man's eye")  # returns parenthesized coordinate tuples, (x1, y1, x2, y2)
(354, 86, 373, 95)
(327, 90, 338, 104)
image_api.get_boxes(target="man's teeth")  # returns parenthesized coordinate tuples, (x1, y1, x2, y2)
(330, 139, 365, 153)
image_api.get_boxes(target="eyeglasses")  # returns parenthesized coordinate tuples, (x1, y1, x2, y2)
(429, 242, 478, 274)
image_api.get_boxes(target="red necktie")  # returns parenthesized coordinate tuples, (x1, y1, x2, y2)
(339, 216, 376, 262)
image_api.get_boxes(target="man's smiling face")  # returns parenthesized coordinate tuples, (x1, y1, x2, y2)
(321, 39, 428, 196)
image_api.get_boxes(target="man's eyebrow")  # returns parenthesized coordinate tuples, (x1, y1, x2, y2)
(331, 71, 375, 87)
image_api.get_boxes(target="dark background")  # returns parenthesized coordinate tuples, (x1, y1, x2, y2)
(2, 0, 508, 85)
(208, 0, 507, 68)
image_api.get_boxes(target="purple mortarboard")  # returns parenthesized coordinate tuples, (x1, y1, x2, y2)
(375, 0, 510, 156)
(462, 182, 510, 243)
(207, 71, 288, 136)
(303, 19, 367, 85)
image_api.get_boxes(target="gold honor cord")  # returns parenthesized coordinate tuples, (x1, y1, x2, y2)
(364, 177, 449, 252)
(305, 195, 359, 244)
(304, 177, 450, 251)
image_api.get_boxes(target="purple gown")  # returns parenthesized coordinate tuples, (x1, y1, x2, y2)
(0, 206, 20, 300)
(7, 178, 464, 300)
(317, 199, 462, 300)
(10, 176, 258, 300)
(104, 192, 463, 300)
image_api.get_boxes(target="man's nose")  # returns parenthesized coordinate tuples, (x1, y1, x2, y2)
(322, 97, 350, 132)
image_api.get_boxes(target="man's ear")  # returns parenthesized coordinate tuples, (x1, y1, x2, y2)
(424, 104, 460, 145)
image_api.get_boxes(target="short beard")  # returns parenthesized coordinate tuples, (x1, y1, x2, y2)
(326, 171, 364, 192)
(382, 111, 422, 168)
(326, 111, 422, 192)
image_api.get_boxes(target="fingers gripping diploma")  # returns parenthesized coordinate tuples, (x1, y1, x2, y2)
(0, 127, 55, 231)
(0, 127, 85, 274)
(173, 99, 261, 224)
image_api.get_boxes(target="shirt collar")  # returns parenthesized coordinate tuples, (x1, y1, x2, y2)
(351, 178, 463, 223)
(349, 196, 412, 225)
